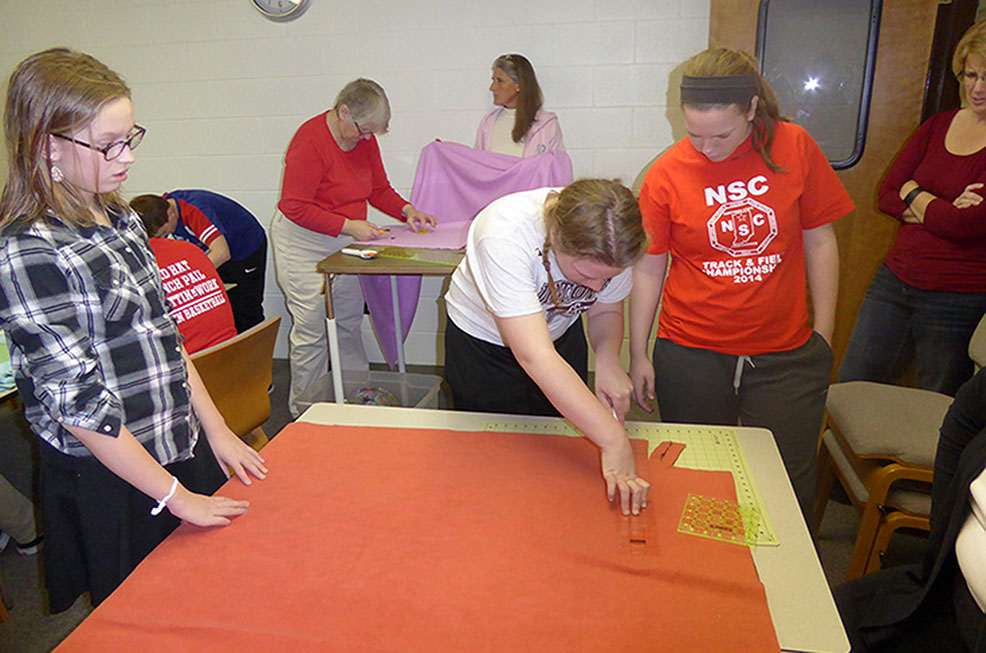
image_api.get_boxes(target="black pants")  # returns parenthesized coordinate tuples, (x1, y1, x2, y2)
(217, 237, 267, 333)
(40, 434, 227, 613)
(444, 316, 588, 417)
(653, 333, 833, 521)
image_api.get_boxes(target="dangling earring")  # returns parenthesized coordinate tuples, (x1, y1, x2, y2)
(51, 164, 64, 183)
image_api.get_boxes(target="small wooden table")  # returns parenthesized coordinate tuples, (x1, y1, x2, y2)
(315, 247, 463, 404)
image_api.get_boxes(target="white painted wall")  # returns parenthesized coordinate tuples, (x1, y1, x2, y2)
(0, 0, 709, 364)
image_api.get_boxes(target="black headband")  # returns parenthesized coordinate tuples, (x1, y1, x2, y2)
(680, 74, 757, 106)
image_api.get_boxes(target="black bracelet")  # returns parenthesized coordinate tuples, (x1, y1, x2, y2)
(903, 186, 925, 206)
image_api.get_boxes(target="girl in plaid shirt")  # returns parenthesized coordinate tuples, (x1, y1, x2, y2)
(0, 48, 268, 613)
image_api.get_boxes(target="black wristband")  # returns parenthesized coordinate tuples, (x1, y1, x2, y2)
(903, 186, 925, 206)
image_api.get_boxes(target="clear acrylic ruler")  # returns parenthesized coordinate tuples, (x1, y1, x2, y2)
(482, 419, 778, 546)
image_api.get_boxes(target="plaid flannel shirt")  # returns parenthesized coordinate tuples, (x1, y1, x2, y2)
(0, 209, 198, 462)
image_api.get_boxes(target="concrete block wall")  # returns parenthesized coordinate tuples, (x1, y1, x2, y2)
(0, 0, 710, 364)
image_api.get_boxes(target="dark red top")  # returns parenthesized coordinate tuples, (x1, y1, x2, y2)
(879, 109, 986, 292)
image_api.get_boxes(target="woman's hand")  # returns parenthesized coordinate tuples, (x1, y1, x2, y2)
(341, 218, 384, 241)
(204, 426, 268, 486)
(594, 356, 633, 422)
(600, 437, 650, 515)
(900, 207, 922, 224)
(630, 355, 656, 412)
(167, 486, 250, 527)
(403, 205, 437, 232)
(954, 183, 984, 209)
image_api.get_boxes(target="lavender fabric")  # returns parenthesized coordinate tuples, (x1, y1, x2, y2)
(361, 141, 575, 368)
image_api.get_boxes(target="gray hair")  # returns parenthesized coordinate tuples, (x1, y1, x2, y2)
(333, 78, 391, 129)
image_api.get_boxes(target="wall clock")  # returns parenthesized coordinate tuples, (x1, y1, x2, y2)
(252, 0, 311, 22)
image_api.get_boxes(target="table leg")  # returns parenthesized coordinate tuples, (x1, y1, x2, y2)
(323, 273, 345, 405)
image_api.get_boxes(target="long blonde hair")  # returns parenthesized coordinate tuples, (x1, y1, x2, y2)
(681, 48, 788, 172)
(541, 179, 647, 306)
(1, 47, 132, 229)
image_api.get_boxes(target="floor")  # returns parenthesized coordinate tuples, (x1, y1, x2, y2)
(0, 359, 927, 652)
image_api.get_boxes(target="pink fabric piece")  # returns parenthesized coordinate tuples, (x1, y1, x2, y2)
(354, 220, 472, 250)
(361, 142, 574, 368)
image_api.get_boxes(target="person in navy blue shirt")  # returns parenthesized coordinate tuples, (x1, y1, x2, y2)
(131, 190, 267, 332)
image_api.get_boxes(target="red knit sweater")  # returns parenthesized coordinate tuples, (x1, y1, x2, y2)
(278, 112, 407, 236)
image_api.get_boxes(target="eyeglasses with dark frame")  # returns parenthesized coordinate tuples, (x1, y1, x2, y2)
(352, 119, 374, 137)
(52, 125, 146, 161)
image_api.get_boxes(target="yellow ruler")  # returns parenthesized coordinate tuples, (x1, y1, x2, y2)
(481, 419, 778, 546)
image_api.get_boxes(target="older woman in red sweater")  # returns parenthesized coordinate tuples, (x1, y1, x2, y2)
(271, 79, 434, 416)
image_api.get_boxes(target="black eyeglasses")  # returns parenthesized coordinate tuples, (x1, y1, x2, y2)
(52, 125, 146, 161)
(352, 119, 373, 137)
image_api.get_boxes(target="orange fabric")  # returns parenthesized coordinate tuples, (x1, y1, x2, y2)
(58, 423, 779, 652)
(639, 122, 854, 355)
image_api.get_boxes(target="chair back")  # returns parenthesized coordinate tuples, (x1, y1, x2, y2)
(190, 317, 280, 438)
(969, 312, 986, 369)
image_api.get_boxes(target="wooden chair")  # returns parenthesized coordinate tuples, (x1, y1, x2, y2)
(815, 314, 986, 580)
(190, 317, 280, 452)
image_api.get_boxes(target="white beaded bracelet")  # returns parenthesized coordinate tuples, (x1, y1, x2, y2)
(150, 476, 179, 516)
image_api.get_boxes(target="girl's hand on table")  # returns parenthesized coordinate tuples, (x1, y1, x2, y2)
(168, 486, 250, 527)
(600, 437, 650, 516)
(205, 426, 268, 486)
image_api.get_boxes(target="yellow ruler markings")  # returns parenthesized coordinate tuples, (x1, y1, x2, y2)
(482, 419, 778, 546)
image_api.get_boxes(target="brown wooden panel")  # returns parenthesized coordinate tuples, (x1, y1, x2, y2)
(710, 0, 942, 374)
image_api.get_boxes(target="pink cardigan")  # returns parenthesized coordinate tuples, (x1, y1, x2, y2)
(474, 108, 566, 157)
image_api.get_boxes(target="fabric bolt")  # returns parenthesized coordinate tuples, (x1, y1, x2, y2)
(148, 239, 236, 354)
(444, 316, 588, 416)
(475, 107, 567, 157)
(639, 121, 854, 355)
(269, 212, 368, 417)
(357, 142, 575, 367)
(0, 210, 195, 461)
(56, 423, 779, 652)
(446, 188, 632, 347)
(838, 264, 986, 395)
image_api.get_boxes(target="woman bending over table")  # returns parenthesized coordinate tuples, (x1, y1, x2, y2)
(444, 179, 649, 515)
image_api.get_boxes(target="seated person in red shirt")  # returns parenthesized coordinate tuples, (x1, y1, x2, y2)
(133, 202, 237, 353)
(130, 191, 266, 333)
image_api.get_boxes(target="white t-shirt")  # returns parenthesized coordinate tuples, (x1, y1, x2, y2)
(489, 108, 525, 157)
(446, 187, 633, 346)
(957, 466, 986, 613)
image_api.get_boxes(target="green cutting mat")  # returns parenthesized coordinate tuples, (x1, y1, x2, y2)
(481, 419, 778, 546)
